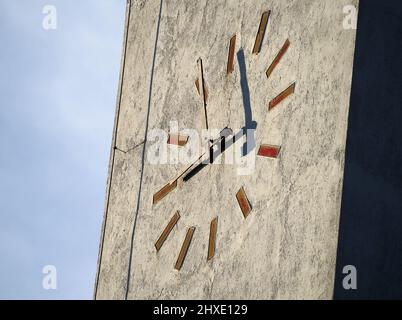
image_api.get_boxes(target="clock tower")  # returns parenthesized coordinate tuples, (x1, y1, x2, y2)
(95, 0, 359, 299)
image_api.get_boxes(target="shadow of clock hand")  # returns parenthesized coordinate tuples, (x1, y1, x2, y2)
(236, 48, 257, 156)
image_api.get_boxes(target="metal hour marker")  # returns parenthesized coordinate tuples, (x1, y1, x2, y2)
(153, 180, 177, 205)
(252, 11, 271, 55)
(227, 35, 236, 74)
(175, 227, 195, 271)
(208, 217, 218, 261)
(155, 211, 180, 251)
(167, 133, 189, 147)
(236, 187, 252, 218)
(268, 82, 296, 111)
(266, 39, 290, 79)
(257, 144, 281, 158)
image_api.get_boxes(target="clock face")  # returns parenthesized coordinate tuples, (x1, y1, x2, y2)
(151, 10, 296, 271)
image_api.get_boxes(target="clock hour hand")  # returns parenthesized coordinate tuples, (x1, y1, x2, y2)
(152, 128, 230, 202)
(166, 127, 232, 186)
(183, 127, 233, 182)
(182, 161, 207, 182)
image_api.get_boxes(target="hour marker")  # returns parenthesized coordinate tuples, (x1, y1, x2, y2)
(227, 35, 236, 74)
(175, 227, 195, 271)
(208, 217, 218, 261)
(257, 144, 281, 158)
(167, 133, 189, 147)
(153, 180, 177, 205)
(236, 187, 252, 218)
(252, 11, 271, 55)
(266, 39, 290, 79)
(195, 78, 209, 102)
(155, 211, 180, 251)
(268, 82, 296, 111)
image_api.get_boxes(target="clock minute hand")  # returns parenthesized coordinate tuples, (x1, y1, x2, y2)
(197, 58, 209, 131)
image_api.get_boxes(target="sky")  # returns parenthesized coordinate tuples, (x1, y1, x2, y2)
(0, 0, 126, 299)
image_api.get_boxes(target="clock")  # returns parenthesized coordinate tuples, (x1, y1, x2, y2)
(151, 10, 296, 271)
(95, 0, 358, 300)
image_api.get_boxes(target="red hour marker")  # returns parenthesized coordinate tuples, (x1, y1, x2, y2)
(236, 187, 252, 219)
(252, 11, 271, 55)
(207, 217, 218, 261)
(227, 35, 236, 74)
(257, 144, 281, 158)
(266, 39, 290, 79)
(153, 180, 177, 205)
(167, 134, 189, 147)
(175, 227, 195, 271)
(155, 211, 180, 251)
(268, 82, 296, 111)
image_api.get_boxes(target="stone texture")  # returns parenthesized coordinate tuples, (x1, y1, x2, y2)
(95, 0, 359, 300)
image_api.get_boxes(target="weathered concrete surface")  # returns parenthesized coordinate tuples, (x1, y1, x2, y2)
(95, 0, 359, 299)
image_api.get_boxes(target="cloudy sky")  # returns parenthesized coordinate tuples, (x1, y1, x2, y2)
(0, 0, 126, 299)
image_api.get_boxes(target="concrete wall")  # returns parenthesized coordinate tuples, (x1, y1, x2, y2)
(95, 0, 359, 300)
